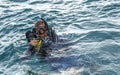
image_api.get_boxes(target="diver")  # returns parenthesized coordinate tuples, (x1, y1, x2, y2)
(25, 18, 58, 57)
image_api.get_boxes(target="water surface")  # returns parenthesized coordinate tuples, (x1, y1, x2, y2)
(0, 0, 120, 75)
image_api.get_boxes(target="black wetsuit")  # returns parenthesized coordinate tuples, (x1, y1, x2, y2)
(25, 19, 58, 57)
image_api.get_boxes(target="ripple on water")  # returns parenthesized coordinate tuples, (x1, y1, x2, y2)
(93, 70, 117, 75)
(9, 0, 28, 2)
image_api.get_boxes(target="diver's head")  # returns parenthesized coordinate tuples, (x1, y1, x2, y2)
(35, 20, 45, 28)
(35, 20, 47, 35)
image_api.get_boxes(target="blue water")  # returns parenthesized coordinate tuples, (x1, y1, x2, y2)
(0, 0, 120, 75)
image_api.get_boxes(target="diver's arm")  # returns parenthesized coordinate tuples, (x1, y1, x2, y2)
(25, 31, 36, 56)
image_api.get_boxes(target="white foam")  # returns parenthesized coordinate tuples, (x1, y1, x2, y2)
(58, 67, 84, 75)
(58, 27, 120, 35)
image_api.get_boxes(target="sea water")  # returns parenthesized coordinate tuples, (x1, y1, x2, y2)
(0, 0, 120, 75)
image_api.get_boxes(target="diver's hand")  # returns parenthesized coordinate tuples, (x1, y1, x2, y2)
(29, 39, 38, 46)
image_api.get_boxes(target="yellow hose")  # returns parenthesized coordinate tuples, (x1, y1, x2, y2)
(36, 40, 43, 51)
